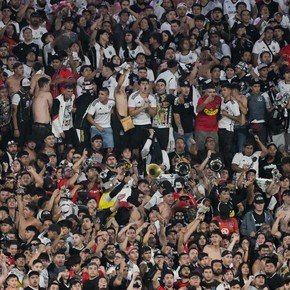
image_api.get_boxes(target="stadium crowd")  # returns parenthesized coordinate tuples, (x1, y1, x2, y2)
(0, 0, 290, 289)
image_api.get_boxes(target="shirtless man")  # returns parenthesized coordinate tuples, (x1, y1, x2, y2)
(30, 62, 51, 96)
(115, 68, 130, 118)
(32, 77, 53, 144)
(158, 190, 175, 223)
(203, 229, 224, 261)
(6, 62, 24, 96)
(16, 198, 42, 242)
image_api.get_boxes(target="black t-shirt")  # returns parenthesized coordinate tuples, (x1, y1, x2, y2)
(232, 74, 252, 95)
(252, 211, 266, 231)
(12, 42, 40, 63)
(266, 273, 285, 290)
(201, 280, 220, 289)
(172, 94, 195, 133)
(83, 277, 99, 290)
(259, 157, 279, 179)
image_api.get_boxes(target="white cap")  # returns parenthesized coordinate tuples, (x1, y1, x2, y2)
(177, 2, 187, 8)
(21, 78, 31, 87)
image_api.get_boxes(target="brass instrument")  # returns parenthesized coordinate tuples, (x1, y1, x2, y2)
(124, 162, 132, 171)
(208, 157, 224, 172)
(175, 157, 191, 176)
(146, 163, 162, 179)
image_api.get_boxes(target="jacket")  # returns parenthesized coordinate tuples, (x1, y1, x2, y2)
(240, 210, 274, 237)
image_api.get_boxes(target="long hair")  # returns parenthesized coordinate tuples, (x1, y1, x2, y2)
(235, 262, 251, 287)
(121, 31, 138, 59)
(4, 23, 19, 42)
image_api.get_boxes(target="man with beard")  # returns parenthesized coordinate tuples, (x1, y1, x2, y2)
(101, 243, 116, 270)
(212, 260, 223, 282)
(11, 78, 32, 146)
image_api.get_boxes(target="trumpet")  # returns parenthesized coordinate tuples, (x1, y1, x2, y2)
(146, 163, 162, 179)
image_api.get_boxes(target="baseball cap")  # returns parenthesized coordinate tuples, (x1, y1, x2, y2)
(257, 63, 269, 71)
(235, 61, 248, 72)
(253, 194, 265, 204)
(250, 78, 261, 86)
(0, 218, 14, 226)
(254, 271, 266, 278)
(21, 78, 31, 87)
(221, 250, 232, 257)
(127, 246, 139, 254)
(154, 250, 165, 258)
(179, 80, 191, 87)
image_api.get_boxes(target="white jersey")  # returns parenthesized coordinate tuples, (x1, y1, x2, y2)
(232, 151, 261, 179)
(128, 92, 156, 125)
(252, 39, 280, 63)
(155, 70, 177, 94)
(20, 25, 47, 48)
(278, 80, 290, 96)
(87, 99, 115, 128)
(119, 45, 145, 60)
(223, 0, 252, 20)
(102, 75, 118, 101)
(218, 98, 240, 131)
(176, 50, 198, 64)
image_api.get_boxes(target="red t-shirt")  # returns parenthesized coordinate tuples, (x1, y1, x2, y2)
(212, 216, 239, 236)
(195, 95, 221, 132)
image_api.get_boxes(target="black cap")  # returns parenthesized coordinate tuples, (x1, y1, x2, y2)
(253, 194, 265, 204)
(221, 250, 232, 257)
(250, 78, 261, 86)
(179, 80, 191, 87)
(154, 250, 165, 258)
(0, 217, 14, 226)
